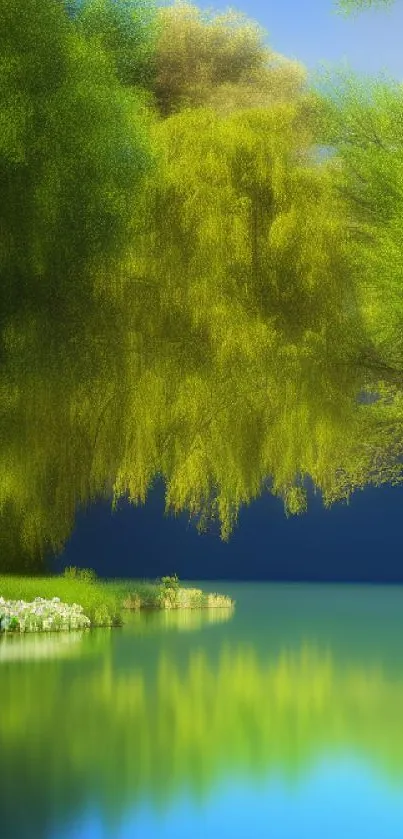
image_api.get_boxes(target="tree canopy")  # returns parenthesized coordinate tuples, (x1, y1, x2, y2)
(2, 0, 403, 568)
(147, 0, 308, 118)
(0, 0, 158, 568)
(114, 97, 373, 540)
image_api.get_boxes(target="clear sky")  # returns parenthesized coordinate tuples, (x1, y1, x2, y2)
(163, 0, 403, 83)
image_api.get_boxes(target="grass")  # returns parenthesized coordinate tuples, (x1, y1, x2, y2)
(109, 580, 234, 610)
(0, 574, 123, 628)
(0, 570, 235, 633)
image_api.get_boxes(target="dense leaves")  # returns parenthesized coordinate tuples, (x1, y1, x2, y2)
(0, 0, 158, 567)
(115, 98, 370, 539)
(305, 68, 403, 500)
(148, 0, 307, 118)
(73, 0, 163, 90)
(2, 0, 403, 567)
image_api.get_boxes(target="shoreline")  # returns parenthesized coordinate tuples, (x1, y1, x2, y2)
(0, 574, 235, 634)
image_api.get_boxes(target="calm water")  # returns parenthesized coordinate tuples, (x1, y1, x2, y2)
(3, 582, 403, 839)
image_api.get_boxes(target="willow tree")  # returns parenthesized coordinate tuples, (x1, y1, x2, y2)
(3, 0, 398, 568)
(308, 70, 403, 380)
(110, 94, 377, 542)
(71, 0, 163, 93)
(296, 67, 403, 507)
(0, 0, 159, 569)
(56, 4, 403, 547)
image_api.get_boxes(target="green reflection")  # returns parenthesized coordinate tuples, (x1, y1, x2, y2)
(124, 605, 234, 634)
(0, 602, 233, 661)
(2, 634, 403, 837)
(0, 630, 86, 663)
(0, 625, 113, 662)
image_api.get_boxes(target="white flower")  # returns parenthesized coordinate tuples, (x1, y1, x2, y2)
(0, 597, 92, 634)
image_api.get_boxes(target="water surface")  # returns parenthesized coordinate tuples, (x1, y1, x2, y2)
(2, 582, 403, 839)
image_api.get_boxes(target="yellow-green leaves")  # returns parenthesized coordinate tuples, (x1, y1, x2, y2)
(150, 0, 307, 118)
(108, 85, 369, 542)
(0, 0, 158, 569)
(4, 0, 403, 566)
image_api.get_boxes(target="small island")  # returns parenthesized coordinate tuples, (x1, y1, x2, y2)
(0, 569, 234, 634)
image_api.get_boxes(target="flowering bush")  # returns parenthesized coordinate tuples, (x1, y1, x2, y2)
(0, 596, 91, 633)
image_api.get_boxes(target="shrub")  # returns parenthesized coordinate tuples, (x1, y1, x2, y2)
(159, 574, 179, 591)
(78, 568, 98, 583)
(63, 567, 97, 583)
(122, 593, 141, 610)
(9, 616, 19, 631)
(158, 574, 180, 608)
(64, 566, 78, 579)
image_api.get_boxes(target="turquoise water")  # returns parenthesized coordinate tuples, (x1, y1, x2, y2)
(2, 582, 403, 839)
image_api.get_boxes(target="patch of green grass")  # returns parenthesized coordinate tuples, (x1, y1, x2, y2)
(103, 579, 165, 609)
(0, 570, 235, 634)
(0, 574, 123, 628)
(107, 579, 235, 611)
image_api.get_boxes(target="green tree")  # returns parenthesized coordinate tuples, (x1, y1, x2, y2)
(148, 0, 308, 118)
(0, 0, 158, 568)
(307, 69, 403, 386)
(297, 65, 403, 506)
(111, 98, 373, 541)
(3, 0, 402, 568)
(73, 0, 163, 93)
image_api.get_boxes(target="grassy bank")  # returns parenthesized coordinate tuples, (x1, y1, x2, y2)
(107, 577, 234, 611)
(0, 570, 234, 633)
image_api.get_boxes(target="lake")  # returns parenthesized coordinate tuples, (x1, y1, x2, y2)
(2, 581, 403, 839)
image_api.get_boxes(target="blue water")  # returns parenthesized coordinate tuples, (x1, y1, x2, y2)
(109, 761, 403, 839)
(3, 582, 403, 839)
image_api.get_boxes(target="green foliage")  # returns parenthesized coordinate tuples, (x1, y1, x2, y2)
(104, 578, 233, 610)
(63, 566, 98, 582)
(63, 566, 79, 580)
(294, 65, 403, 508)
(159, 574, 179, 591)
(157, 575, 179, 607)
(3, 0, 403, 568)
(0, 0, 158, 567)
(178, 587, 204, 608)
(0, 575, 122, 627)
(149, 1, 307, 118)
(8, 616, 19, 631)
(74, 0, 163, 90)
(113, 96, 368, 539)
(0, 574, 232, 630)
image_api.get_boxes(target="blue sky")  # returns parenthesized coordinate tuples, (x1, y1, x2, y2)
(157, 0, 403, 83)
